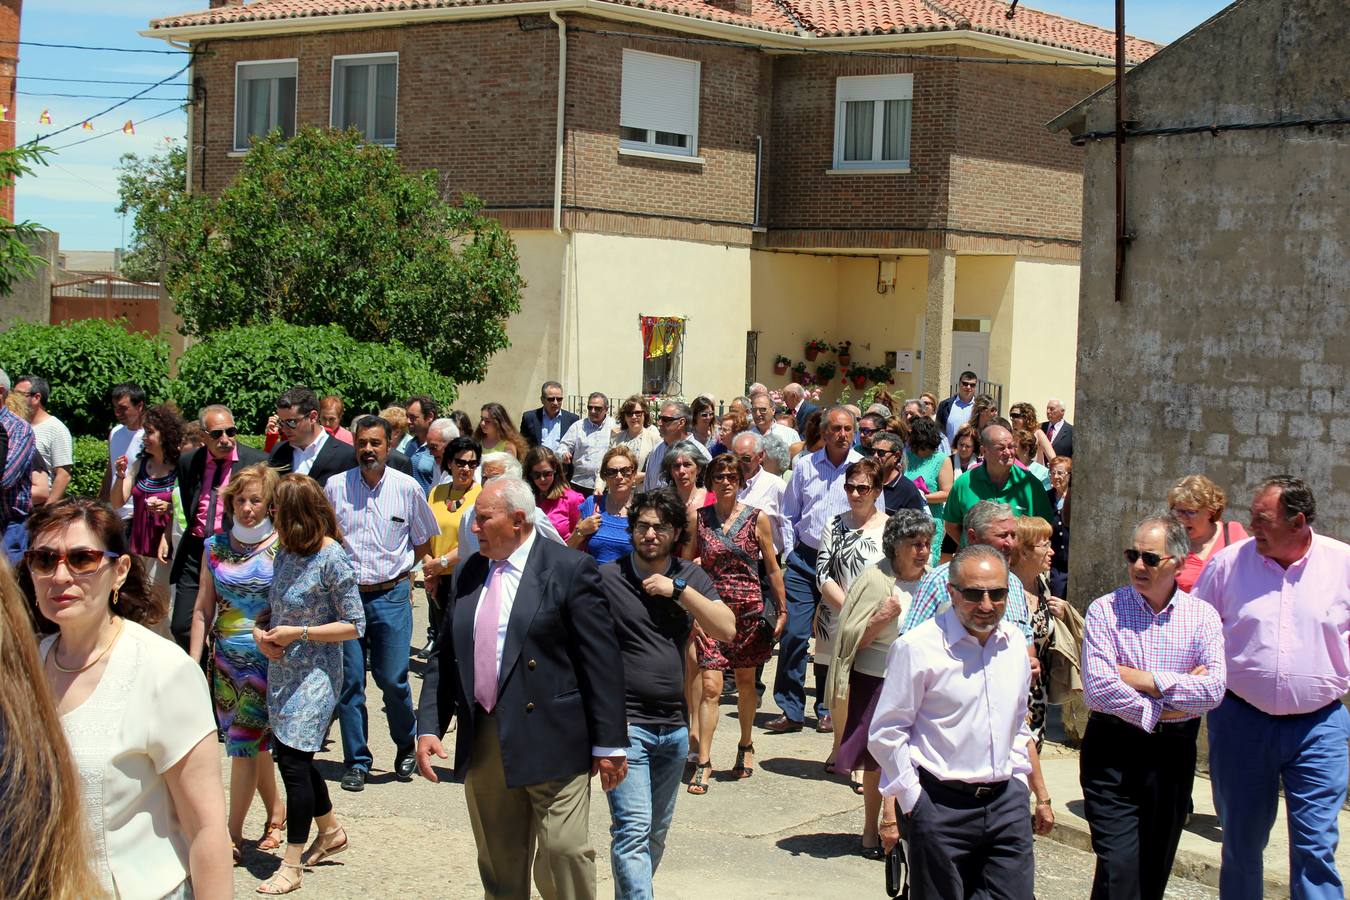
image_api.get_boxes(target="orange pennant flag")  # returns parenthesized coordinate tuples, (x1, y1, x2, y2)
(39, 108, 52, 124)
(82, 120, 94, 131)
(122, 120, 135, 135)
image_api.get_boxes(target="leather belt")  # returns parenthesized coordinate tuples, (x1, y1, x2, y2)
(1089, 710, 1198, 735)
(359, 571, 412, 593)
(917, 767, 1008, 801)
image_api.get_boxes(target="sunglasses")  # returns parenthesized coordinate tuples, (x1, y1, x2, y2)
(277, 416, 305, 429)
(601, 466, 636, 478)
(951, 586, 1009, 604)
(1123, 549, 1173, 567)
(587, 405, 608, 412)
(710, 472, 740, 484)
(658, 415, 684, 424)
(623, 409, 644, 417)
(842, 483, 875, 495)
(530, 469, 556, 481)
(25, 548, 119, 576)
(858, 426, 879, 436)
(543, 397, 564, 404)
(208, 426, 239, 439)
(451, 457, 479, 469)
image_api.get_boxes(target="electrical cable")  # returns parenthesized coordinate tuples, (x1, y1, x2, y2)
(27, 57, 194, 146)
(1070, 115, 1350, 145)
(18, 90, 188, 101)
(46, 104, 187, 152)
(17, 75, 183, 87)
(0, 39, 188, 54)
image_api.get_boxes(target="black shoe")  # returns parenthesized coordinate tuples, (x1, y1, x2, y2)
(416, 638, 436, 660)
(395, 749, 416, 782)
(340, 767, 367, 792)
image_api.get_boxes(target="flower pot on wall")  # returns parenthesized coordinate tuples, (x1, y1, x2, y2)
(805, 346, 819, 361)
(851, 374, 867, 389)
(774, 363, 788, 375)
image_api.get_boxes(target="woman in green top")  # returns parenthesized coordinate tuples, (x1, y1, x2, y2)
(902, 417, 953, 566)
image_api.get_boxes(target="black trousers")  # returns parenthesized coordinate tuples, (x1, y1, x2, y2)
(169, 534, 205, 651)
(909, 770, 1034, 900)
(273, 739, 333, 845)
(1079, 712, 1200, 900)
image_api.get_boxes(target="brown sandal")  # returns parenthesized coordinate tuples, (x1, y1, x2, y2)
(687, 762, 712, 795)
(257, 820, 286, 852)
(732, 743, 755, 779)
(302, 827, 349, 867)
(256, 863, 302, 895)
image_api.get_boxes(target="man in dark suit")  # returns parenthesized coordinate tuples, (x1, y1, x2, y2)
(781, 382, 819, 435)
(519, 381, 579, 451)
(169, 403, 266, 648)
(269, 385, 413, 485)
(1041, 397, 1074, 458)
(416, 477, 627, 900)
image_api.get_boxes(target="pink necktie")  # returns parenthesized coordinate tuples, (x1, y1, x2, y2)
(473, 566, 505, 712)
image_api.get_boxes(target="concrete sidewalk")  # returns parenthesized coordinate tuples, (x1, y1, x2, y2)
(1036, 738, 1350, 899)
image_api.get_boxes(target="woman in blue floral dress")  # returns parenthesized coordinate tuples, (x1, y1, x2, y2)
(253, 475, 365, 896)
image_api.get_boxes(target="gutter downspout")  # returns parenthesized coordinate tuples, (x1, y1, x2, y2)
(1113, 0, 1127, 303)
(550, 11, 573, 391)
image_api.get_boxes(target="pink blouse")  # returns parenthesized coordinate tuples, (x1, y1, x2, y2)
(1176, 520, 1248, 592)
(539, 489, 586, 540)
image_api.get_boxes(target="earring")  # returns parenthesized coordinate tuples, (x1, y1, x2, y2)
(112, 588, 120, 608)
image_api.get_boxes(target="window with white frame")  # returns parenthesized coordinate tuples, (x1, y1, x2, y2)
(619, 50, 700, 157)
(234, 60, 297, 151)
(331, 54, 398, 145)
(832, 74, 913, 170)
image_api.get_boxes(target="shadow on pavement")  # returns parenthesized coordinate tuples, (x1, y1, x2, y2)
(759, 756, 833, 782)
(775, 831, 869, 860)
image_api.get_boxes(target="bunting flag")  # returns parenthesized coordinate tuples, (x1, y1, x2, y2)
(639, 316, 685, 360)
(122, 120, 135, 135)
(38, 108, 51, 124)
(0, 104, 8, 121)
(82, 120, 94, 131)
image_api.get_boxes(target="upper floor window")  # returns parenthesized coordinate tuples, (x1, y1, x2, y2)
(331, 53, 398, 145)
(833, 74, 913, 170)
(619, 50, 700, 158)
(235, 60, 297, 151)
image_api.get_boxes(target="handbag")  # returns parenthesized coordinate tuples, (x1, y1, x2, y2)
(757, 558, 779, 632)
(885, 837, 910, 898)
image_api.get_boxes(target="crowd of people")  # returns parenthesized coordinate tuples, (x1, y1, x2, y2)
(0, 365, 1346, 900)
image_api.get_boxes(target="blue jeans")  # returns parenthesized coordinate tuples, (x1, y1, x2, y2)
(3, 520, 27, 565)
(1209, 693, 1350, 900)
(338, 580, 416, 772)
(605, 723, 688, 900)
(772, 546, 826, 723)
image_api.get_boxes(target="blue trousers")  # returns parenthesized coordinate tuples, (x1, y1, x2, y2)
(338, 580, 417, 772)
(605, 723, 688, 900)
(772, 545, 826, 723)
(1208, 693, 1350, 900)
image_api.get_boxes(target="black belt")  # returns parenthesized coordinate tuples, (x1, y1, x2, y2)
(917, 767, 1008, 802)
(359, 570, 412, 593)
(1089, 710, 1198, 736)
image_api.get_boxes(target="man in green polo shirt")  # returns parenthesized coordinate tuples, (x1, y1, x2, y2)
(943, 424, 1054, 546)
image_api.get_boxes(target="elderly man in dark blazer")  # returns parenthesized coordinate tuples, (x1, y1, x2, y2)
(416, 477, 627, 900)
(519, 380, 579, 450)
(169, 403, 267, 648)
(1041, 398, 1074, 458)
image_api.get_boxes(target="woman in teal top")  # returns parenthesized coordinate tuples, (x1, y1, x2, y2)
(903, 418, 954, 566)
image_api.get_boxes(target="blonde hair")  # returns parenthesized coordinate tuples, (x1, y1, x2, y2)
(1011, 516, 1054, 568)
(1167, 474, 1227, 523)
(220, 462, 278, 514)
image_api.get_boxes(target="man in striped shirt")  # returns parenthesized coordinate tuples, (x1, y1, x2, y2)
(1081, 515, 1226, 900)
(327, 415, 440, 793)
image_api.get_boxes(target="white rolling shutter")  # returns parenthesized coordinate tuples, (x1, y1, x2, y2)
(620, 49, 700, 143)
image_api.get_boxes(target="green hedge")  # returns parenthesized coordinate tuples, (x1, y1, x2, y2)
(0, 320, 170, 437)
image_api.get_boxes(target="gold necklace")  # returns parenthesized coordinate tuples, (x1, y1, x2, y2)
(52, 618, 124, 674)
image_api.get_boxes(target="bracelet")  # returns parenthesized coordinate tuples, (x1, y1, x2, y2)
(880, 820, 899, 828)
(1036, 798, 1052, 807)
(301, 625, 309, 642)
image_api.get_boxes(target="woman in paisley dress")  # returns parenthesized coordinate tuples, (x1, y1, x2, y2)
(816, 458, 888, 784)
(252, 474, 365, 895)
(1009, 516, 1069, 751)
(188, 462, 287, 861)
(682, 455, 785, 794)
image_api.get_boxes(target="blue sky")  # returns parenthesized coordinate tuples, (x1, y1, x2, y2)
(15, 0, 1230, 251)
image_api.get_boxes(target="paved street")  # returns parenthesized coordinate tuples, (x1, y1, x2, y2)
(226, 590, 1217, 898)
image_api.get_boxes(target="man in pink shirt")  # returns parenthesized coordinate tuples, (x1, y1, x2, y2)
(1193, 475, 1350, 900)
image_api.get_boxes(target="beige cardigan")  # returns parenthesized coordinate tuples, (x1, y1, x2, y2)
(826, 559, 925, 708)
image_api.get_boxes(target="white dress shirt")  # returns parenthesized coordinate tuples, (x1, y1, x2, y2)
(782, 447, 880, 550)
(644, 436, 711, 491)
(758, 421, 801, 446)
(558, 416, 616, 489)
(868, 607, 1033, 813)
(738, 466, 793, 554)
(291, 430, 329, 477)
(471, 529, 623, 758)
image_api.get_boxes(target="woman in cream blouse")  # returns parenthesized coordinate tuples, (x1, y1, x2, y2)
(25, 498, 230, 899)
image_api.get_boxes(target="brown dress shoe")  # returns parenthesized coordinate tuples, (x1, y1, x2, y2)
(816, 715, 834, 733)
(764, 715, 804, 733)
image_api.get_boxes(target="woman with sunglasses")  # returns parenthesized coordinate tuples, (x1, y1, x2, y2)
(1008, 402, 1057, 466)
(420, 437, 482, 657)
(187, 462, 287, 862)
(609, 395, 661, 471)
(1167, 474, 1248, 593)
(23, 498, 231, 900)
(970, 393, 999, 434)
(524, 446, 585, 540)
(473, 402, 528, 461)
(682, 454, 786, 794)
(569, 445, 639, 564)
(689, 396, 718, 450)
(816, 459, 888, 785)
(110, 404, 185, 608)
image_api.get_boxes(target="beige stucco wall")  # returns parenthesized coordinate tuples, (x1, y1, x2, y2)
(1006, 257, 1079, 421)
(833, 256, 925, 401)
(953, 255, 1015, 396)
(749, 250, 837, 393)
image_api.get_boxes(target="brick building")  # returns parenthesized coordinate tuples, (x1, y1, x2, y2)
(147, 0, 1155, 413)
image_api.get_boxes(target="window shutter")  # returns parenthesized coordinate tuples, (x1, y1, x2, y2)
(620, 50, 700, 136)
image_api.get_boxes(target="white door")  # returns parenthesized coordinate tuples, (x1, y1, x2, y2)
(949, 331, 990, 390)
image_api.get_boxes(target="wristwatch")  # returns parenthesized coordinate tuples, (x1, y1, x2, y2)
(671, 576, 687, 604)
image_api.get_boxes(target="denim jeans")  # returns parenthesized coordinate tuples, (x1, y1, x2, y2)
(773, 546, 826, 722)
(605, 723, 688, 900)
(338, 579, 416, 772)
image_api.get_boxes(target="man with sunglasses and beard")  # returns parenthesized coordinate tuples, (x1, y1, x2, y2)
(169, 404, 266, 649)
(1080, 515, 1226, 900)
(868, 544, 1037, 899)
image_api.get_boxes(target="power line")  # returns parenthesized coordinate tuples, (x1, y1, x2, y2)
(48, 105, 186, 152)
(1070, 115, 1350, 145)
(28, 57, 194, 146)
(18, 75, 186, 87)
(18, 90, 188, 101)
(0, 38, 188, 54)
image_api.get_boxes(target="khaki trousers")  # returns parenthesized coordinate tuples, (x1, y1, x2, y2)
(465, 713, 596, 900)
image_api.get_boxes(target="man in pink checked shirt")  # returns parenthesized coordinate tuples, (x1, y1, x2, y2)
(1081, 515, 1226, 900)
(1193, 476, 1350, 900)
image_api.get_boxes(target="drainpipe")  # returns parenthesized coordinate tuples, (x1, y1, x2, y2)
(1113, 0, 1127, 303)
(550, 11, 567, 235)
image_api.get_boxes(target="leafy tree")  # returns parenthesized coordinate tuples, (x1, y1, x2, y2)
(163, 127, 524, 384)
(0, 145, 52, 296)
(115, 144, 187, 282)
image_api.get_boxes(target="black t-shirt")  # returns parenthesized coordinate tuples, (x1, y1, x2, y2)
(882, 472, 929, 516)
(599, 554, 721, 728)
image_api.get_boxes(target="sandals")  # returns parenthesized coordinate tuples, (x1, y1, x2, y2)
(257, 820, 286, 852)
(687, 762, 712, 795)
(256, 863, 303, 895)
(859, 842, 886, 861)
(302, 827, 349, 868)
(232, 842, 244, 866)
(732, 743, 755, 779)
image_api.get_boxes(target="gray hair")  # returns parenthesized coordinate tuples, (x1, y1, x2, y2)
(1135, 515, 1190, 566)
(587, 391, 608, 407)
(731, 395, 752, 409)
(428, 417, 459, 441)
(481, 451, 522, 480)
(950, 544, 1009, 585)
(661, 400, 691, 423)
(963, 500, 1015, 538)
(0, 369, 9, 391)
(661, 440, 708, 483)
(883, 509, 937, 560)
(198, 403, 233, 427)
(495, 476, 538, 520)
(540, 380, 563, 397)
(870, 430, 904, 451)
(902, 399, 923, 414)
(783, 382, 804, 398)
(732, 431, 764, 453)
(761, 433, 790, 471)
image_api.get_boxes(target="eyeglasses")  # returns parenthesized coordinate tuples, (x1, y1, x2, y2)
(25, 548, 119, 577)
(451, 457, 479, 469)
(530, 469, 555, 481)
(543, 396, 564, 403)
(735, 454, 757, 464)
(872, 446, 900, 458)
(277, 416, 305, 429)
(587, 405, 608, 412)
(950, 586, 1009, 604)
(601, 465, 636, 478)
(1123, 549, 1173, 567)
(842, 483, 874, 495)
(710, 472, 740, 484)
(623, 409, 644, 417)
(633, 522, 674, 536)
(208, 426, 239, 439)
(658, 415, 684, 424)
(1009, 412, 1026, 420)
(959, 382, 978, 390)
(858, 426, 879, 436)
(1170, 507, 1200, 520)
